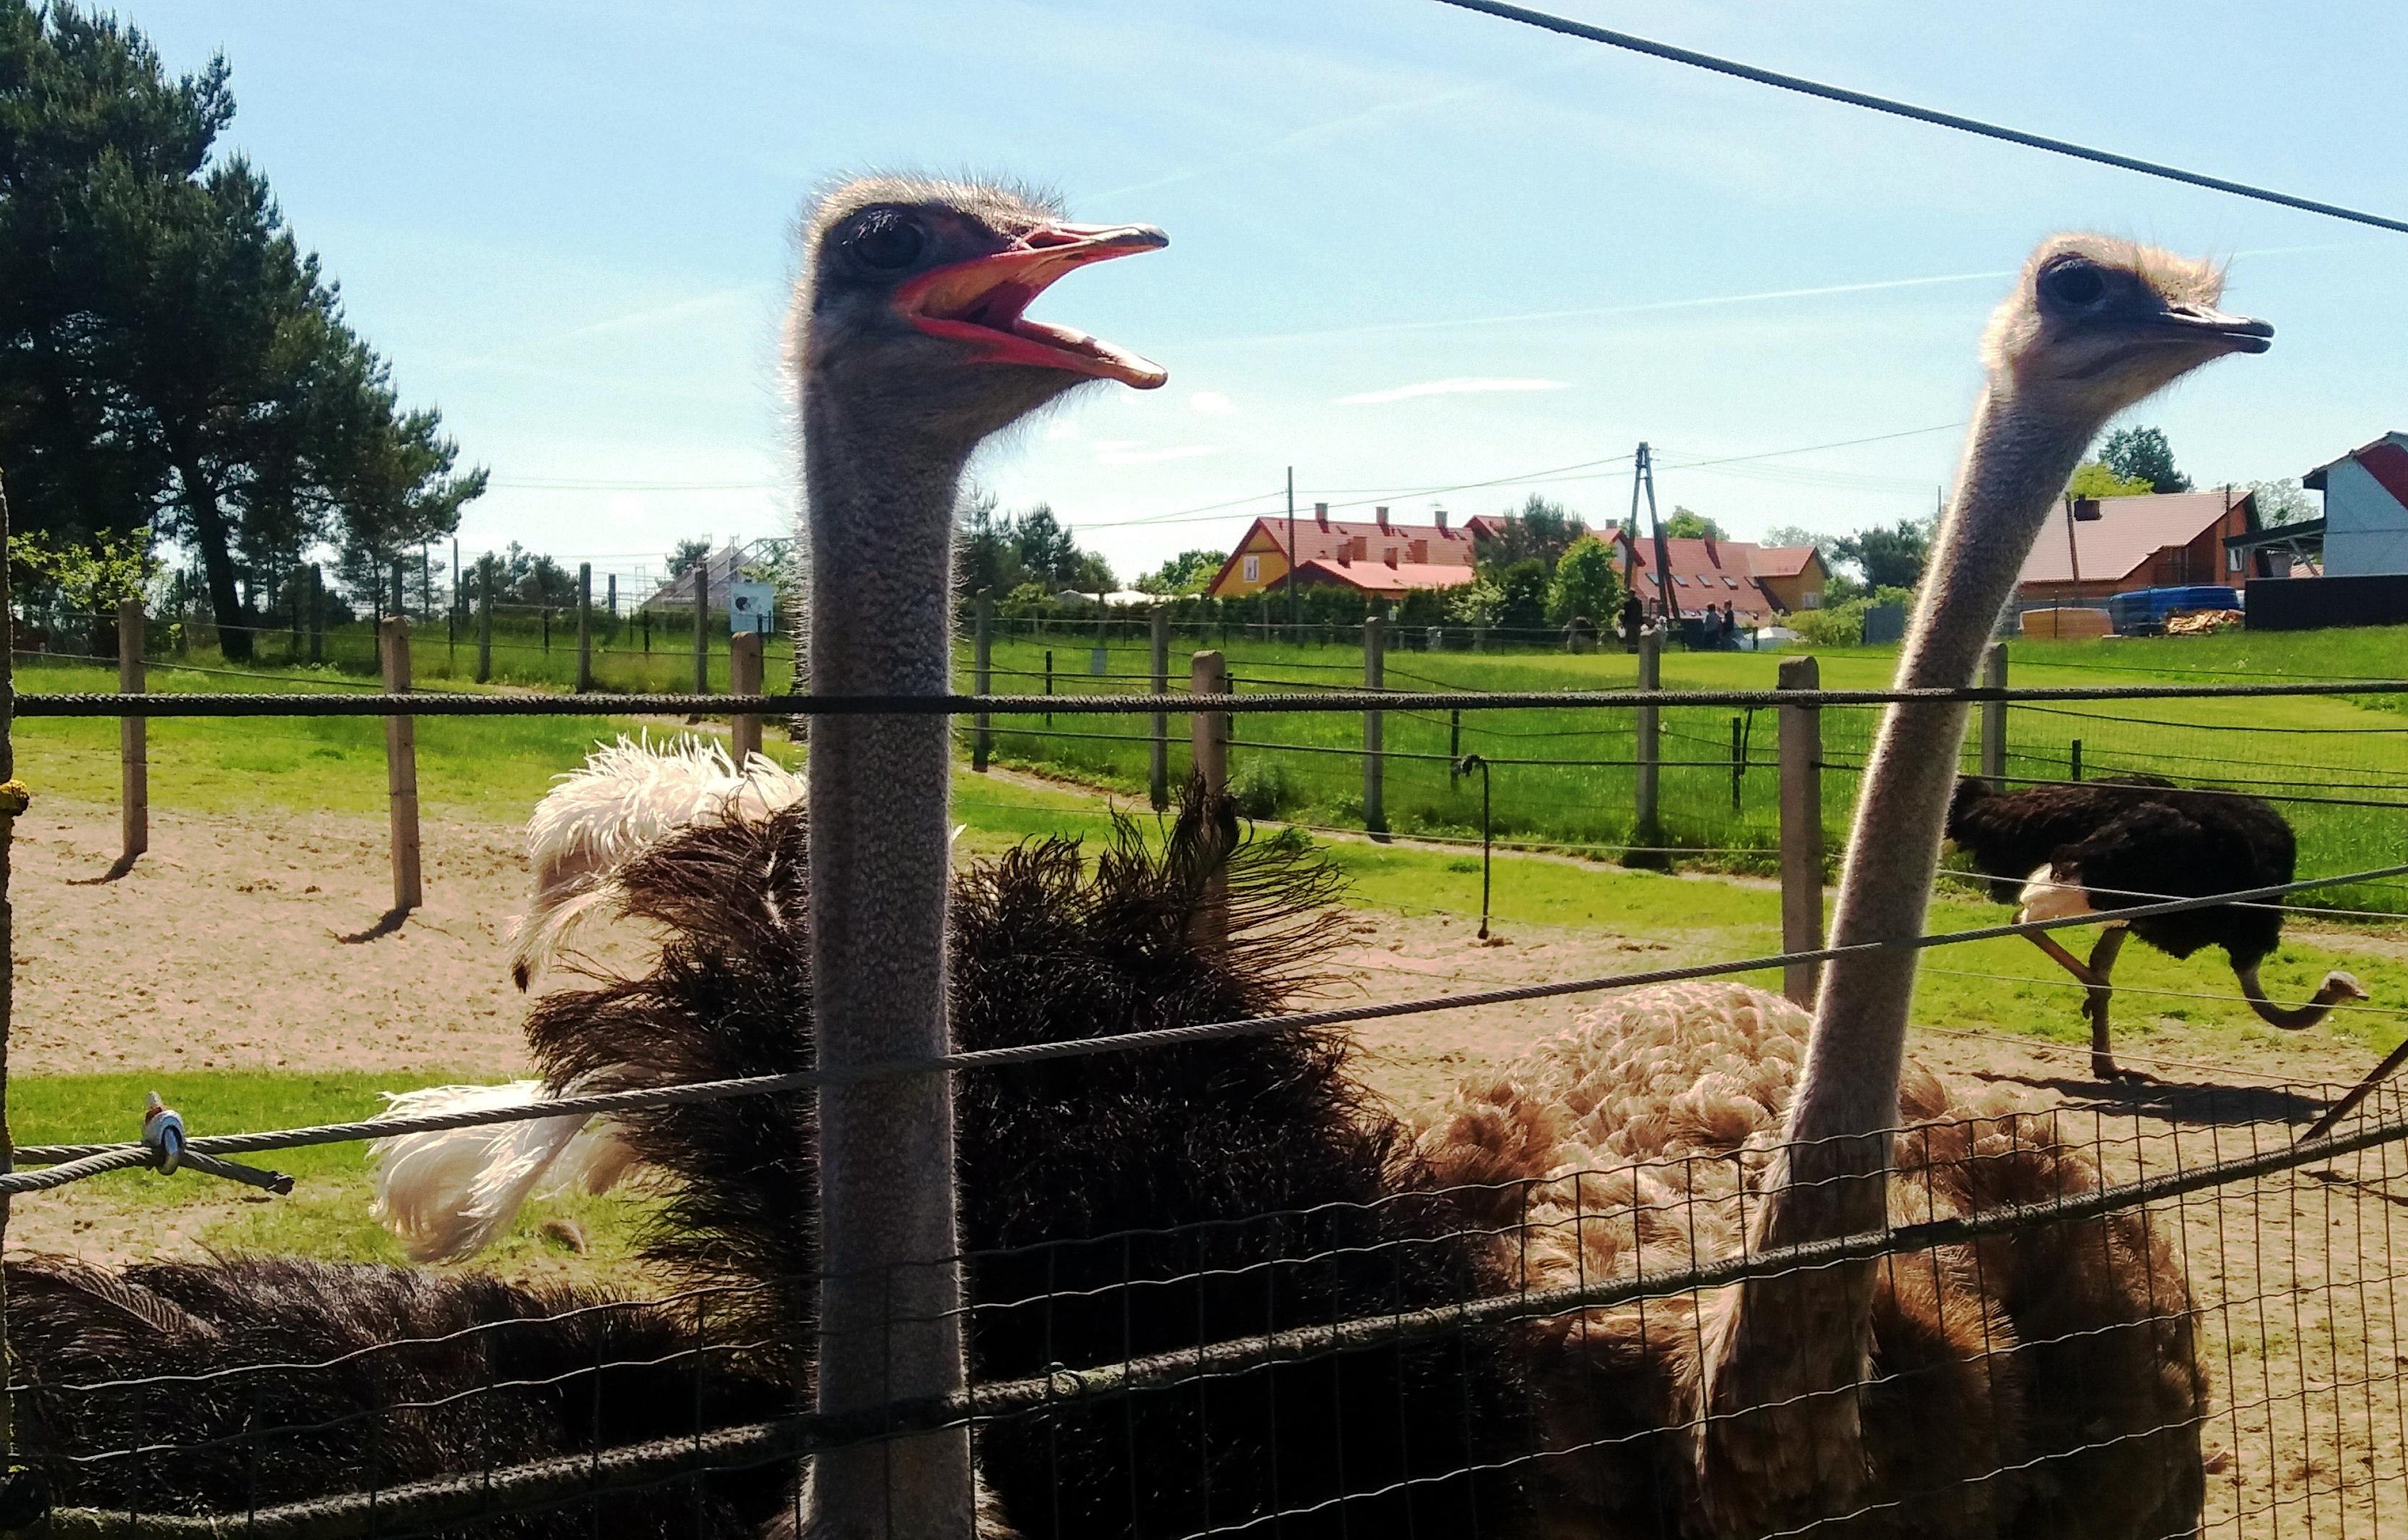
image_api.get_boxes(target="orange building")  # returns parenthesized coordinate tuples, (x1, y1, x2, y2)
(1206, 504, 1501, 598)
(2013, 489, 2260, 604)
(1611, 530, 1828, 627)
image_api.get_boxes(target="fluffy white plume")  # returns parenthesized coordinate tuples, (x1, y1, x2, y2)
(366, 1081, 637, 1264)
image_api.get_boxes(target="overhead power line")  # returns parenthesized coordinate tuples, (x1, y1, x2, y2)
(1433, 0, 2408, 237)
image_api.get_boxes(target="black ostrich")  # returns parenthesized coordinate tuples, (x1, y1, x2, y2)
(1946, 774, 2365, 1080)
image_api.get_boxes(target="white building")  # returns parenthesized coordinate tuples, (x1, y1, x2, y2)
(2305, 432, 2408, 576)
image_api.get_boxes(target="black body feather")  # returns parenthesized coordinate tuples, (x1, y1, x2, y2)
(1946, 774, 2295, 968)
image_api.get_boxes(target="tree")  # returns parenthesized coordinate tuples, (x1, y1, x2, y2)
(2068, 461, 2153, 499)
(0, 3, 484, 656)
(1544, 533, 1619, 626)
(1069, 549, 1116, 594)
(1828, 519, 1931, 591)
(1137, 549, 1221, 596)
(1490, 557, 1548, 632)
(2248, 478, 2317, 527)
(1010, 503, 1080, 586)
(666, 537, 713, 577)
(2100, 426, 2190, 493)
(1759, 524, 1828, 551)
(1660, 507, 1726, 540)
(1479, 493, 1587, 572)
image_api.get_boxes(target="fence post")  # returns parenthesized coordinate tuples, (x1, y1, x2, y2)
(576, 563, 594, 693)
(475, 559, 493, 684)
(972, 591, 993, 774)
(2070, 738, 2082, 782)
(1632, 629, 1661, 860)
(692, 562, 711, 695)
(1149, 605, 1169, 810)
(1473, 622, 1488, 653)
(1778, 655, 1824, 1007)
(1362, 615, 1386, 836)
(606, 573, 617, 617)
(1190, 649, 1228, 946)
(288, 566, 303, 661)
(308, 564, 323, 664)
(118, 599, 146, 864)
(1729, 714, 1744, 813)
(730, 631, 763, 764)
(381, 618, 422, 913)
(1980, 640, 2007, 790)
(1043, 649, 1054, 726)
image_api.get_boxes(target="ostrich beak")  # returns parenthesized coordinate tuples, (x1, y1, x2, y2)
(896, 222, 1170, 388)
(2155, 302, 2274, 355)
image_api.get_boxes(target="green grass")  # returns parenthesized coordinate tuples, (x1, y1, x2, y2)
(967, 625, 2408, 912)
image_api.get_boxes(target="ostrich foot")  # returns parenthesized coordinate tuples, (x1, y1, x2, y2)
(2091, 1054, 2157, 1086)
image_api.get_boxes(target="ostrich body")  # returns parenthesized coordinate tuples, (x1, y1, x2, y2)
(1948, 774, 2365, 1079)
(792, 177, 1167, 1536)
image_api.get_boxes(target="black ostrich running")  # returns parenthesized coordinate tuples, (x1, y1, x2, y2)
(1946, 774, 2365, 1080)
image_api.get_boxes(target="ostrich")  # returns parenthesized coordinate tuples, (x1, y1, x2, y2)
(1415, 234, 2268, 1538)
(1947, 773, 2365, 1080)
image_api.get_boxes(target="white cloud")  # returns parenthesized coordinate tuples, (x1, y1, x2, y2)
(1094, 443, 1221, 466)
(1334, 377, 1573, 407)
(1187, 390, 1234, 415)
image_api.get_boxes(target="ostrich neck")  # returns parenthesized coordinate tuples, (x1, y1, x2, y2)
(1697, 381, 2097, 1516)
(801, 389, 979, 1536)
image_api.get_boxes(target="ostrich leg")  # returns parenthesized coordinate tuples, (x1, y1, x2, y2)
(2085, 926, 2131, 1081)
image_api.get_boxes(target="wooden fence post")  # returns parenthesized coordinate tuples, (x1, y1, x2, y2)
(118, 599, 146, 864)
(1980, 640, 2008, 790)
(475, 559, 493, 684)
(1362, 615, 1386, 836)
(972, 591, 993, 773)
(1191, 649, 1228, 945)
(692, 562, 711, 695)
(288, 566, 303, 661)
(1633, 629, 1661, 860)
(576, 563, 594, 693)
(730, 631, 763, 764)
(1148, 605, 1169, 810)
(308, 564, 323, 664)
(1778, 654, 1823, 1007)
(381, 618, 422, 913)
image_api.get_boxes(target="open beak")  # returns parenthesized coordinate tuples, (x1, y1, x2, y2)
(2157, 302, 2274, 355)
(896, 221, 1169, 388)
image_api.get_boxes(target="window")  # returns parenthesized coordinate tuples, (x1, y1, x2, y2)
(1724, 575, 1739, 589)
(2227, 549, 2242, 572)
(1673, 575, 1689, 586)
(1242, 554, 1260, 583)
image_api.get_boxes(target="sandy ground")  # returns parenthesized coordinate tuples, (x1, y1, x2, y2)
(9, 796, 2408, 1532)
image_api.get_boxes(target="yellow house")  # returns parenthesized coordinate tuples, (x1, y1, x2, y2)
(1207, 505, 1497, 598)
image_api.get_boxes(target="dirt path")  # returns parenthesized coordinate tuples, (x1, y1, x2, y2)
(14, 798, 538, 1077)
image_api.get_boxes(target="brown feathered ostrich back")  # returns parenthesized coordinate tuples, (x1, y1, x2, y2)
(1415, 982, 2205, 1538)
(521, 786, 1538, 1538)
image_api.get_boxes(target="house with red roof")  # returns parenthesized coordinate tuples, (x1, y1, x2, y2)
(1607, 530, 1829, 627)
(2012, 489, 2260, 604)
(1205, 503, 1503, 598)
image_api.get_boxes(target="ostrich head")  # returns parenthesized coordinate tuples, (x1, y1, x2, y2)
(1980, 235, 2272, 420)
(794, 175, 1168, 444)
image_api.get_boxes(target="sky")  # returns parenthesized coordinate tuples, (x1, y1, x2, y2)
(132, 0, 2408, 591)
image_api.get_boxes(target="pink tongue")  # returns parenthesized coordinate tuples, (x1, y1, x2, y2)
(1014, 318, 1166, 387)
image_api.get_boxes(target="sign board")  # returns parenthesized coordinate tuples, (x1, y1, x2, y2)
(1089, 647, 1108, 676)
(729, 580, 776, 636)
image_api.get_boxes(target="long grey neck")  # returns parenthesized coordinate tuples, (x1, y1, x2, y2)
(1695, 381, 2097, 1518)
(801, 388, 980, 1538)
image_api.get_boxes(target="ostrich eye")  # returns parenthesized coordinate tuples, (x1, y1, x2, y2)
(848, 211, 925, 271)
(2040, 259, 2106, 308)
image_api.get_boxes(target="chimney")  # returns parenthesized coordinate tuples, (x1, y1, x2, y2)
(1375, 505, 1391, 533)
(1314, 501, 1330, 532)
(1703, 533, 1718, 564)
(1433, 507, 1449, 533)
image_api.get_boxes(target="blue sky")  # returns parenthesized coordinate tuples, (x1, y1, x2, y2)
(136, 1, 2408, 588)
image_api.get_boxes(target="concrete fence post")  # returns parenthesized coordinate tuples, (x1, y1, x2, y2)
(381, 618, 422, 913)
(308, 564, 324, 665)
(730, 631, 764, 764)
(118, 599, 146, 864)
(692, 562, 711, 695)
(1362, 615, 1386, 836)
(1149, 605, 1170, 811)
(1190, 648, 1229, 946)
(475, 559, 493, 684)
(1632, 629, 1661, 860)
(576, 563, 594, 693)
(1778, 654, 1824, 1007)
(972, 591, 993, 773)
(1980, 640, 2008, 790)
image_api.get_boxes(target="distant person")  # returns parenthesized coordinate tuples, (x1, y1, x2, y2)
(1720, 601, 1737, 649)
(1619, 591, 1645, 652)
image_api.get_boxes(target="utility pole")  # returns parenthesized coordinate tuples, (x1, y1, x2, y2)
(1286, 465, 1297, 632)
(1628, 441, 1674, 620)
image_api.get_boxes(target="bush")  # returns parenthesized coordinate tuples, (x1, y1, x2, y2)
(1786, 585, 1917, 648)
(1227, 756, 1300, 818)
